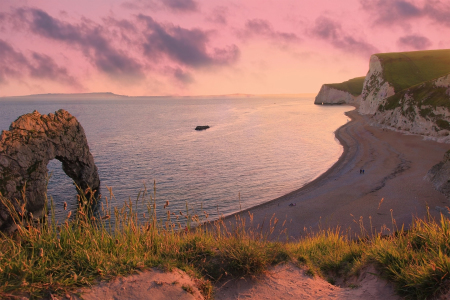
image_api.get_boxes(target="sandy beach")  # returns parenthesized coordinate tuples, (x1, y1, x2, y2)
(223, 106, 449, 239)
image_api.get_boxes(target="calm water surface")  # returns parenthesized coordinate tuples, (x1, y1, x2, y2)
(0, 97, 350, 223)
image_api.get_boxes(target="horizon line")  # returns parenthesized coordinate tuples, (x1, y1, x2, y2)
(1, 92, 318, 99)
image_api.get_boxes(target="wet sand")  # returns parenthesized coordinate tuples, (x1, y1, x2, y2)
(224, 106, 449, 239)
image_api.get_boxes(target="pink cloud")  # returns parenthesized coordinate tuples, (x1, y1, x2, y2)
(311, 16, 378, 58)
(241, 19, 301, 44)
(162, 0, 199, 12)
(205, 6, 228, 25)
(16, 8, 145, 81)
(138, 14, 240, 67)
(0, 39, 81, 88)
(397, 34, 432, 50)
(360, 0, 450, 27)
(121, 0, 199, 13)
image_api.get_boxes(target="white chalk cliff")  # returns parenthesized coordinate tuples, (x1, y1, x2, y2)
(358, 55, 395, 115)
(370, 73, 450, 142)
(314, 85, 360, 105)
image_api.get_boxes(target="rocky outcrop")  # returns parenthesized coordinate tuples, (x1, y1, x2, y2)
(371, 73, 450, 142)
(314, 85, 360, 105)
(195, 126, 210, 131)
(359, 55, 395, 115)
(426, 150, 450, 200)
(0, 109, 99, 231)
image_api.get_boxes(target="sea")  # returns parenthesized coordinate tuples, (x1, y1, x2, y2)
(0, 96, 350, 224)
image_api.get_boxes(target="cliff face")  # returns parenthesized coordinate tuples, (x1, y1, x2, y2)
(314, 76, 365, 105)
(371, 73, 450, 142)
(359, 55, 395, 115)
(426, 150, 450, 200)
(314, 85, 359, 105)
(314, 50, 450, 141)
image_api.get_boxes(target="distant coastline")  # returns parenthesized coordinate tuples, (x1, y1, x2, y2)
(0, 92, 317, 100)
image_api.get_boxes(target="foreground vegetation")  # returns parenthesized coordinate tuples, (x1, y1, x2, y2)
(1, 187, 450, 299)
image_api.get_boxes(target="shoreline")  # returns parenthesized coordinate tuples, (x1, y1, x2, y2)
(222, 105, 449, 239)
(222, 105, 356, 220)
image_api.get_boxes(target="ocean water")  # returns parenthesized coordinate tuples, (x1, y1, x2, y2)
(0, 96, 350, 223)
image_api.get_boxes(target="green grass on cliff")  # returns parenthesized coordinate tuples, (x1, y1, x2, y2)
(326, 76, 366, 96)
(1, 188, 450, 299)
(376, 49, 450, 92)
(384, 73, 450, 112)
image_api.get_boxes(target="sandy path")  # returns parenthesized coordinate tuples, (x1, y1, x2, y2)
(215, 263, 400, 300)
(75, 264, 400, 300)
(74, 268, 204, 300)
(223, 107, 449, 239)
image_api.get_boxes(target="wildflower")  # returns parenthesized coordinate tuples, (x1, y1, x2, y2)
(64, 202, 67, 210)
(39, 248, 44, 257)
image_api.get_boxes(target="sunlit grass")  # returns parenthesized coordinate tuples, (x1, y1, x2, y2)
(1, 187, 450, 300)
(377, 49, 450, 92)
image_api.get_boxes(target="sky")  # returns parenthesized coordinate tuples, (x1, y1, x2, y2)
(0, 0, 449, 97)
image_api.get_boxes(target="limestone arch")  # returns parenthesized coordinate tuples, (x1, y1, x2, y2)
(0, 109, 100, 231)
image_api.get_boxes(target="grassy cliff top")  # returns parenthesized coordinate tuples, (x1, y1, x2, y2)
(383, 71, 450, 115)
(376, 49, 450, 92)
(325, 76, 366, 96)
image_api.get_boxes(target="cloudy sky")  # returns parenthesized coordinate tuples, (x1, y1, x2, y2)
(0, 0, 449, 97)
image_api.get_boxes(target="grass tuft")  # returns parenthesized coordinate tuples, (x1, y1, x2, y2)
(1, 187, 450, 299)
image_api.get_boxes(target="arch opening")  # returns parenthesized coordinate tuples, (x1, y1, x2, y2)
(46, 159, 78, 223)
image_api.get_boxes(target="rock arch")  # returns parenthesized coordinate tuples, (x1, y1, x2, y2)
(0, 109, 100, 231)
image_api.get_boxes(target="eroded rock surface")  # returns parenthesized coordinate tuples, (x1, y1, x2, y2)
(371, 73, 450, 142)
(426, 150, 450, 200)
(359, 55, 395, 115)
(0, 109, 99, 231)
